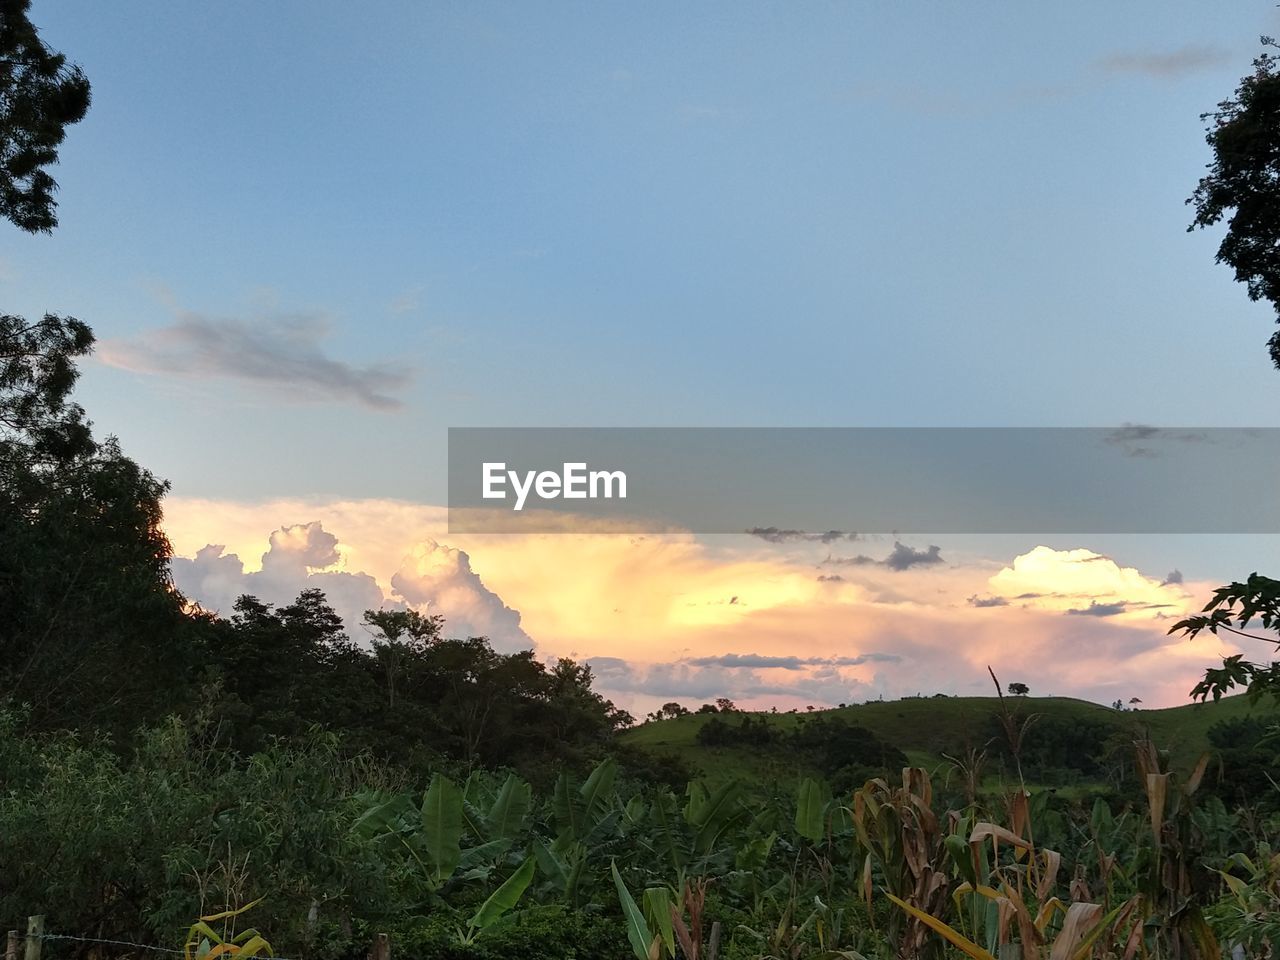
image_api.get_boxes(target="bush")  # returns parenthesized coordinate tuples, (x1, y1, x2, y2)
(390, 906, 629, 960)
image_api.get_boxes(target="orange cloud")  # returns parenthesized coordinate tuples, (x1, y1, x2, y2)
(162, 498, 1233, 712)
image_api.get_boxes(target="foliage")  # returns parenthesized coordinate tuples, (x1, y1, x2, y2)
(1189, 37, 1280, 368)
(0, 313, 193, 739)
(1169, 572, 1280, 702)
(184, 899, 274, 960)
(696, 715, 907, 789)
(0, 0, 91, 232)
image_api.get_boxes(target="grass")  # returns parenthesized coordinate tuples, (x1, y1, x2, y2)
(623, 693, 1278, 788)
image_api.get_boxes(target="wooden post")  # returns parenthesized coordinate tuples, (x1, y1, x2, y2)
(7, 929, 19, 960)
(707, 921, 721, 960)
(23, 917, 42, 960)
(370, 933, 389, 960)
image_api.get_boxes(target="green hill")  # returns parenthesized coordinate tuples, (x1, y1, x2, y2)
(622, 693, 1278, 791)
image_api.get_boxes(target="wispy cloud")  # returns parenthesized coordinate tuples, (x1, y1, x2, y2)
(388, 285, 425, 315)
(1097, 45, 1232, 80)
(685, 652, 901, 670)
(100, 306, 413, 410)
(1103, 425, 1211, 458)
(826, 541, 944, 572)
(748, 527, 860, 544)
(1065, 600, 1128, 618)
(968, 594, 1009, 608)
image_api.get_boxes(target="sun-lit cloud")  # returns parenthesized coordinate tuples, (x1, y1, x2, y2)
(162, 498, 1232, 714)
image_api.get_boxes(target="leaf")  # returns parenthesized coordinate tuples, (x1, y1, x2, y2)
(1183, 752, 1211, 797)
(553, 772, 578, 838)
(421, 773, 464, 882)
(532, 837, 569, 891)
(579, 757, 617, 828)
(643, 886, 676, 958)
(1145, 773, 1169, 844)
(612, 860, 654, 960)
(200, 897, 265, 923)
(468, 856, 536, 931)
(795, 778, 827, 843)
(970, 822, 1033, 850)
(688, 779, 745, 854)
(1047, 901, 1101, 960)
(485, 773, 532, 842)
(885, 893, 997, 960)
(232, 937, 273, 959)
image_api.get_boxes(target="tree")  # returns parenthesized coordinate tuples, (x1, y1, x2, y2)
(1168, 572, 1280, 701)
(362, 608, 442, 709)
(1, 314, 194, 736)
(1188, 37, 1280, 369)
(714, 696, 737, 712)
(646, 702, 690, 722)
(1007, 682, 1029, 697)
(0, 0, 91, 232)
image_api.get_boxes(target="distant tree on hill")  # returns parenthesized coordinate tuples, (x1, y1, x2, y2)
(1008, 682, 1030, 697)
(715, 697, 737, 712)
(647, 702, 690, 722)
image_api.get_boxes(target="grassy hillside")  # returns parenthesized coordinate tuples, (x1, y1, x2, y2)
(623, 693, 1277, 789)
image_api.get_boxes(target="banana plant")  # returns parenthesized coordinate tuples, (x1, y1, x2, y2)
(455, 856, 537, 945)
(352, 771, 531, 893)
(553, 757, 620, 844)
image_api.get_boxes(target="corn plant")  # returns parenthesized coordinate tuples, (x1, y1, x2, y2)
(183, 898, 274, 960)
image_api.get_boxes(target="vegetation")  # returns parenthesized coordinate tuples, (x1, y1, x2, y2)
(2, 6, 1280, 958)
(0, 0, 91, 232)
(1189, 36, 1280, 369)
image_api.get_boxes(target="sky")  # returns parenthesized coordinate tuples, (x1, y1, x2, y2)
(6, 1, 1280, 715)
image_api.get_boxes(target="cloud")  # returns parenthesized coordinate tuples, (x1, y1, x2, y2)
(171, 521, 388, 632)
(388, 285, 424, 315)
(163, 498, 1227, 712)
(1097, 45, 1232, 79)
(170, 519, 530, 652)
(1066, 600, 1129, 618)
(100, 306, 412, 410)
(1103, 425, 1211, 458)
(968, 594, 1009, 608)
(586, 656, 882, 706)
(685, 652, 901, 670)
(747, 527, 860, 544)
(827, 542, 944, 571)
(390, 539, 532, 652)
(1163, 569, 1184, 586)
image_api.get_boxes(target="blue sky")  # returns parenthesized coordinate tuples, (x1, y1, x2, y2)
(5, 2, 1280, 708)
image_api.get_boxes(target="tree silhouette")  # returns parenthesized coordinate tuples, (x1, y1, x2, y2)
(0, 0, 91, 232)
(1189, 37, 1280, 369)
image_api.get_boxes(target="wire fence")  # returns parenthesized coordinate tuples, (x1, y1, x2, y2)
(9, 929, 317, 960)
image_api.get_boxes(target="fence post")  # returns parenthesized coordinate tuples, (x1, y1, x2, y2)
(371, 933, 389, 960)
(6, 929, 18, 960)
(707, 921, 722, 960)
(23, 917, 42, 960)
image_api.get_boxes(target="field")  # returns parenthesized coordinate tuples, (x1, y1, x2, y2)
(624, 692, 1276, 789)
